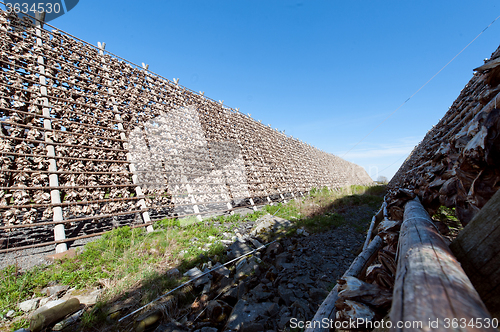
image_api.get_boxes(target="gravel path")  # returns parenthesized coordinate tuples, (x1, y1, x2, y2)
(0, 236, 100, 271)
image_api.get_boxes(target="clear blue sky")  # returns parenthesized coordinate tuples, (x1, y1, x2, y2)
(22, 1, 500, 180)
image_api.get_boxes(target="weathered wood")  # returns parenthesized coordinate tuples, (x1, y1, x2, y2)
(450, 188, 500, 318)
(364, 202, 387, 250)
(390, 198, 494, 331)
(305, 235, 383, 332)
(337, 276, 392, 308)
(35, 11, 67, 253)
(363, 216, 377, 251)
(30, 298, 81, 332)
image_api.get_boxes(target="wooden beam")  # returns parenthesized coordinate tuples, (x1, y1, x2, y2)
(390, 198, 494, 331)
(30, 298, 80, 332)
(450, 188, 500, 319)
(35, 10, 67, 253)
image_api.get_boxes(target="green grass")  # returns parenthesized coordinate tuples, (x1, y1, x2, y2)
(11, 318, 29, 330)
(295, 212, 346, 233)
(432, 206, 463, 236)
(433, 206, 459, 223)
(0, 184, 385, 331)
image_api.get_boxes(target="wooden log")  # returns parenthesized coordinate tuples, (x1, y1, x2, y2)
(363, 202, 387, 250)
(390, 198, 495, 332)
(450, 188, 500, 319)
(363, 216, 377, 251)
(305, 235, 383, 332)
(30, 298, 81, 332)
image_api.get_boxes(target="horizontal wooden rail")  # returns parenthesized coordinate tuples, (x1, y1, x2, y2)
(0, 57, 121, 101)
(2, 21, 243, 113)
(0, 209, 149, 230)
(0, 195, 141, 210)
(0, 105, 124, 133)
(0, 151, 129, 163)
(0, 198, 279, 253)
(0, 183, 138, 191)
(1, 48, 193, 116)
(0, 134, 129, 154)
(0, 121, 126, 143)
(0, 93, 124, 124)
(2, 30, 119, 77)
(0, 189, 298, 230)
(0, 169, 132, 176)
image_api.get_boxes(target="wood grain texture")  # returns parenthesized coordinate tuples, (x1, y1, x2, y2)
(450, 188, 500, 318)
(390, 198, 495, 332)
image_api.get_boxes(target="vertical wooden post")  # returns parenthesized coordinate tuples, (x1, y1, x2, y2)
(35, 12, 67, 253)
(116, 117, 154, 232)
(226, 201, 234, 215)
(249, 197, 257, 211)
(99, 43, 153, 232)
(185, 183, 202, 221)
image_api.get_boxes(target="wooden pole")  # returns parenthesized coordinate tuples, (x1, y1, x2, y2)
(450, 188, 500, 319)
(185, 182, 202, 222)
(35, 11, 67, 253)
(99, 42, 154, 232)
(249, 197, 257, 211)
(30, 298, 81, 332)
(363, 216, 377, 251)
(363, 201, 386, 250)
(390, 198, 494, 331)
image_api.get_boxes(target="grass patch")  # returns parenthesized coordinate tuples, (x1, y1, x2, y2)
(432, 206, 463, 240)
(433, 206, 459, 223)
(296, 212, 346, 233)
(179, 216, 200, 227)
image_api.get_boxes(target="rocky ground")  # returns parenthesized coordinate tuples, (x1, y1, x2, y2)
(7, 213, 367, 332)
(178, 225, 364, 332)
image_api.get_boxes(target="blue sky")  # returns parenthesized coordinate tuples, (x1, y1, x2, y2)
(21, 0, 500, 180)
